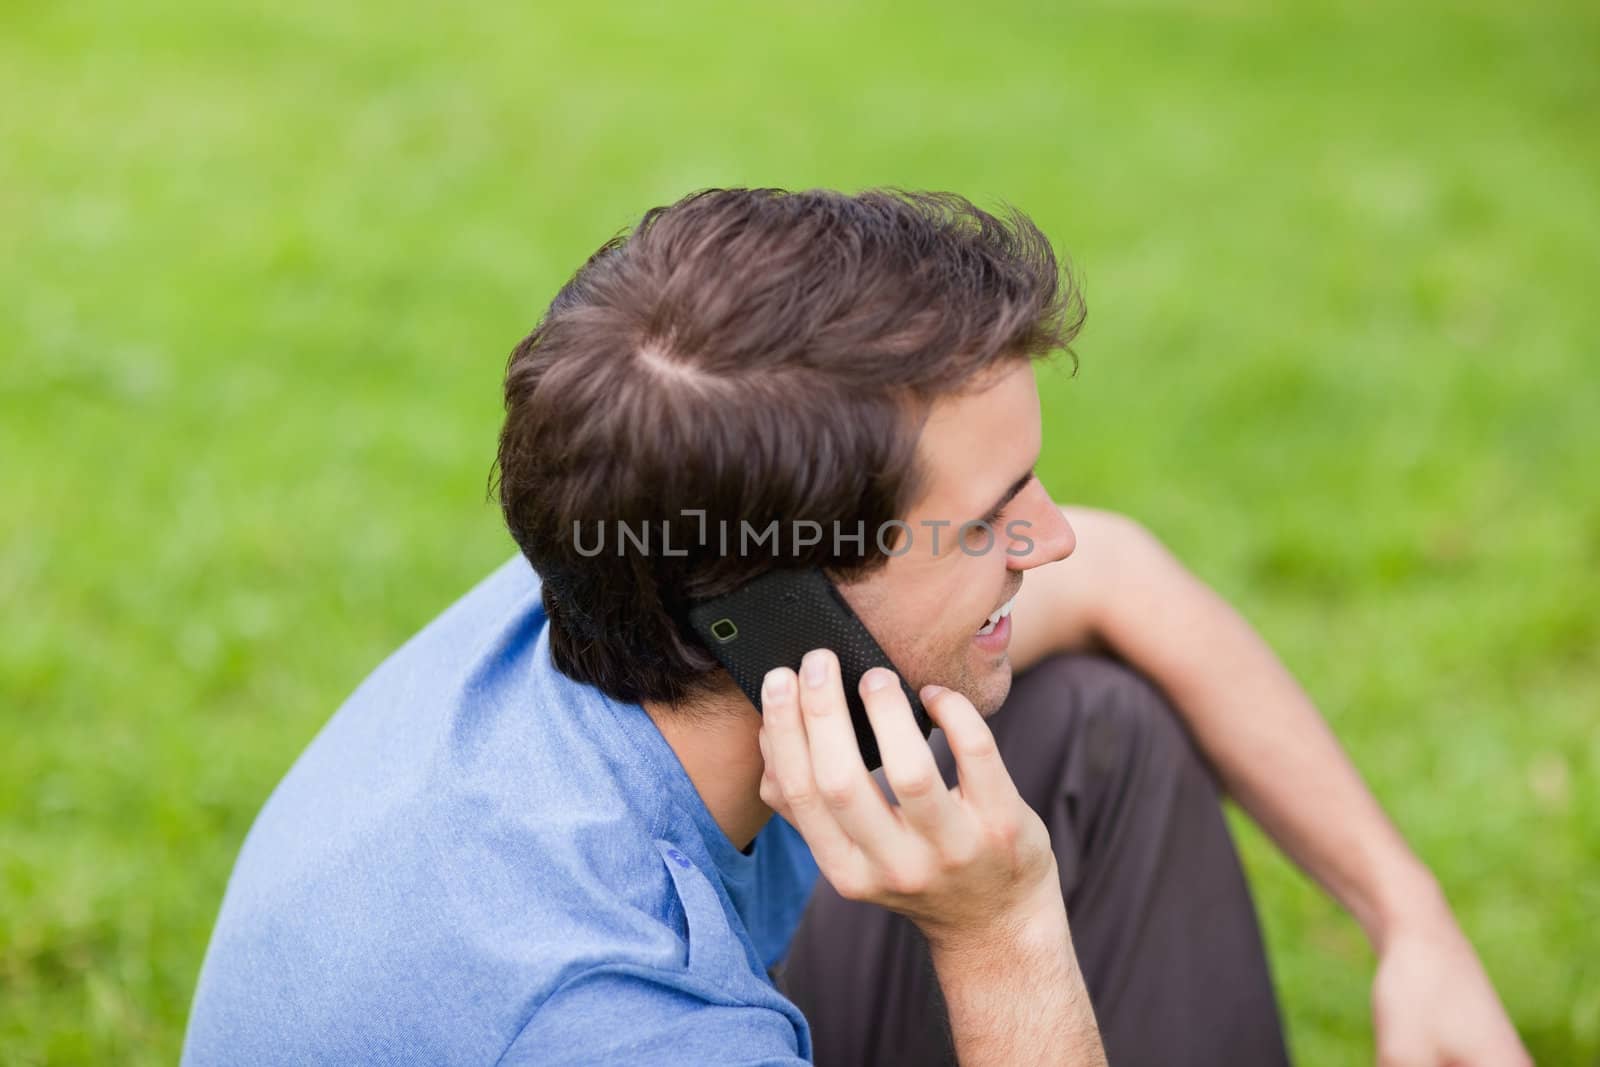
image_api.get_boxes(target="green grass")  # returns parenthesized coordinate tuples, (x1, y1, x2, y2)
(3, 1, 1598, 1062)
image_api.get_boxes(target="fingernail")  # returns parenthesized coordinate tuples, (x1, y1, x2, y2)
(764, 669, 792, 699)
(862, 668, 893, 693)
(802, 650, 829, 688)
(920, 684, 946, 702)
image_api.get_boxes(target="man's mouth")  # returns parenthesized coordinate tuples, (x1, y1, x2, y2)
(975, 593, 1018, 637)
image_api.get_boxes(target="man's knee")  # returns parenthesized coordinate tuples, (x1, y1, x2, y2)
(1000, 658, 1286, 1066)
(997, 653, 1217, 803)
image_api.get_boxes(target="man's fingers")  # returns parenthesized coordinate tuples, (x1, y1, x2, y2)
(797, 650, 905, 860)
(920, 684, 1020, 815)
(758, 666, 865, 883)
(859, 667, 959, 838)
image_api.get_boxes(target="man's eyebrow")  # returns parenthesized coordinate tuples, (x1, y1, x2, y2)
(980, 467, 1035, 520)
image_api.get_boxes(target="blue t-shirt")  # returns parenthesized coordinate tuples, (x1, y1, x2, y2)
(184, 555, 822, 1065)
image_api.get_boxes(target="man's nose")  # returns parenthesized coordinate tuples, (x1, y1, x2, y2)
(1007, 481, 1076, 569)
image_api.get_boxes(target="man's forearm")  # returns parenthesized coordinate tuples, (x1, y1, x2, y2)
(926, 876, 1106, 1067)
(1083, 517, 1444, 947)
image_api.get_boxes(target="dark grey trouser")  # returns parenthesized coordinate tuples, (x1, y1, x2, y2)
(774, 653, 1292, 1067)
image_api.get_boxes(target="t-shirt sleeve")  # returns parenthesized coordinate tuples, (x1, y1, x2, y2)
(499, 965, 811, 1066)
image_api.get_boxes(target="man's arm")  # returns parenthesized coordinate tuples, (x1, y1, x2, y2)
(1008, 505, 1529, 1067)
(1009, 506, 1434, 937)
(925, 876, 1104, 1067)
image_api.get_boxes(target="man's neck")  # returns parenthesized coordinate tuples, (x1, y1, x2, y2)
(642, 687, 772, 853)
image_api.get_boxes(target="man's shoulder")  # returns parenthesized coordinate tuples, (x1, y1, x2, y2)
(184, 554, 705, 1063)
(186, 729, 694, 1064)
(208, 547, 686, 954)
(356, 552, 544, 690)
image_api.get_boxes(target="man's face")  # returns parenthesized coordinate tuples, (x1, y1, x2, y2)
(835, 361, 1076, 716)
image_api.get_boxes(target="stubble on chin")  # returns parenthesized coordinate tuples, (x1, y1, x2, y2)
(970, 661, 1014, 718)
(923, 642, 1013, 719)
(885, 621, 1013, 717)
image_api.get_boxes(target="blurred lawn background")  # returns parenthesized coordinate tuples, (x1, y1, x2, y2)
(3, 0, 1597, 1062)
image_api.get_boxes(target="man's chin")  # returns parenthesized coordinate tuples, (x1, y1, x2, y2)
(903, 645, 1013, 718)
(968, 659, 1015, 718)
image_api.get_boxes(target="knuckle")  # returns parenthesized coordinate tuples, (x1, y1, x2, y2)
(889, 767, 939, 802)
(985, 815, 1022, 853)
(954, 732, 1000, 762)
(772, 767, 804, 793)
(801, 695, 839, 718)
(936, 837, 979, 872)
(881, 857, 933, 897)
(784, 784, 821, 814)
(829, 869, 876, 902)
(816, 778, 856, 809)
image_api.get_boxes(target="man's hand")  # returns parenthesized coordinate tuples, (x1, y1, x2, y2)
(1372, 907, 1532, 1067)
(756, 648, 1054, 934)
(757, 649, 1105, 1066)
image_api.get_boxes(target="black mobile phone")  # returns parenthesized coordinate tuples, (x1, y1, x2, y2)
(685, 566, 932, 772)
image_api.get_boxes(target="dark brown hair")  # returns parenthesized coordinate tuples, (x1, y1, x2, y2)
(493, 188, 1083, 706)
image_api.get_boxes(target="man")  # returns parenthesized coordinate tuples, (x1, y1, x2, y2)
(185, 189, 1528, 1065)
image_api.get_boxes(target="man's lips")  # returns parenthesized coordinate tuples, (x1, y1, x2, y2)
(976, 580, 1023, 636)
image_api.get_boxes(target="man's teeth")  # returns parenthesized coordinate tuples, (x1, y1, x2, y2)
(975, 595, 1017, 637)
